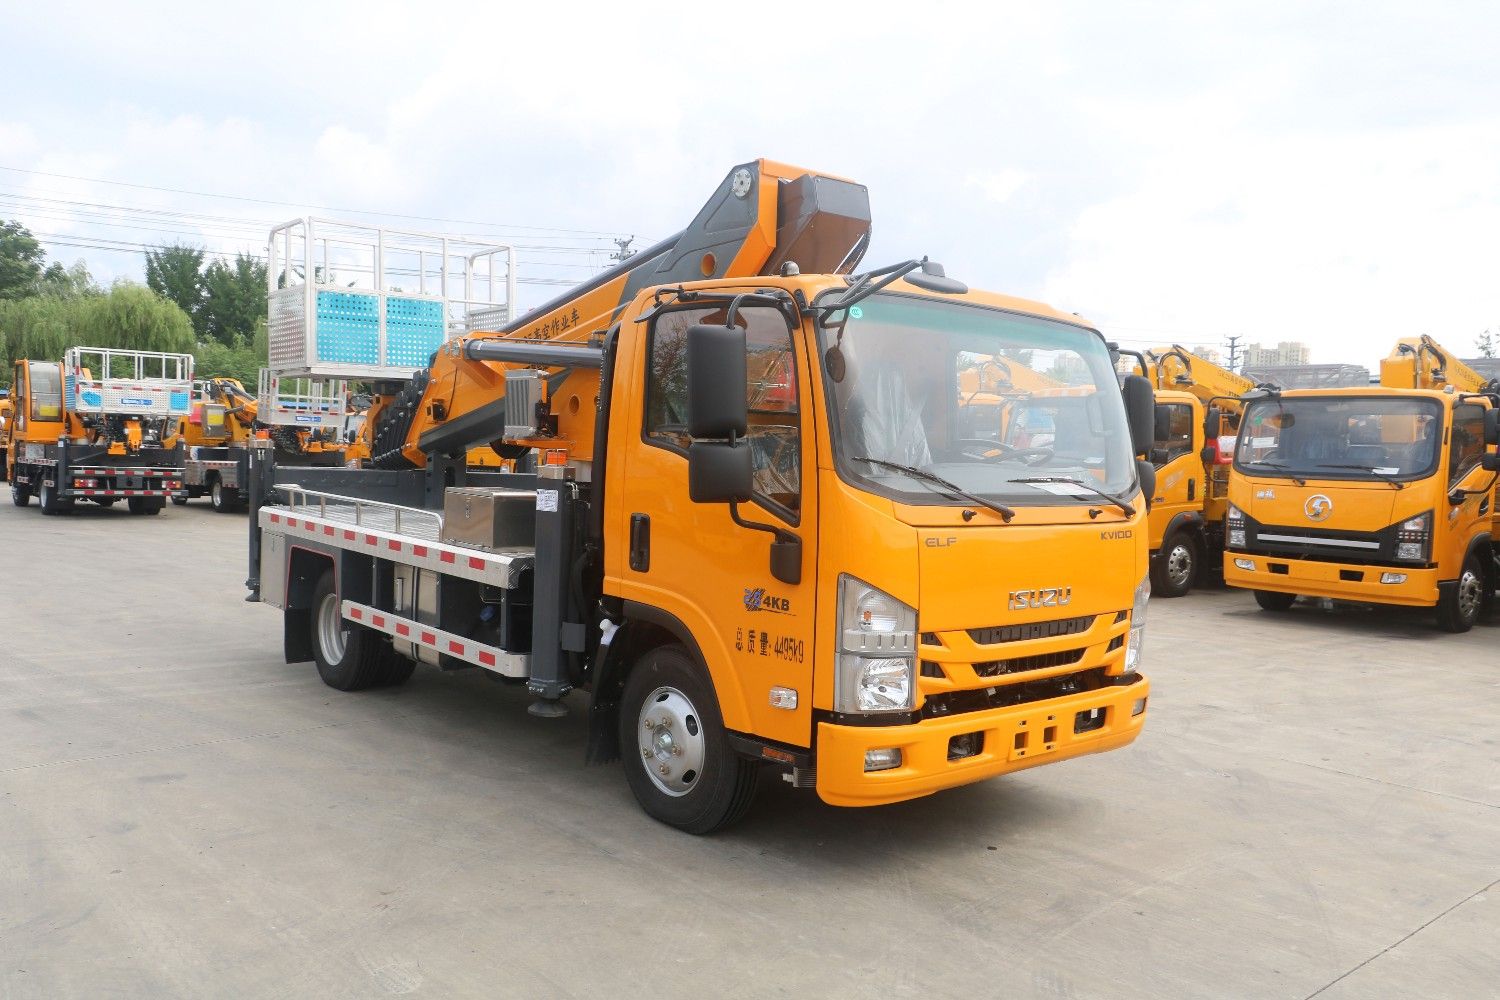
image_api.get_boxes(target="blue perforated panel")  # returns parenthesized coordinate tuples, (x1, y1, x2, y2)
(315, 290, 380, 366)
(385, 297, 446, 368)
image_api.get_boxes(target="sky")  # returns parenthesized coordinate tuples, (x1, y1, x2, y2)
(2, 1, 1497, 370)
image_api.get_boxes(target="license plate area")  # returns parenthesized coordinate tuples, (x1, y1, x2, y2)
(1007, 710, 1063, 761)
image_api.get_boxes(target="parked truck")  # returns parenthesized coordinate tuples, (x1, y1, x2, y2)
(6, 347, 191, 515)
(1224, 336, 1500, 631)
(247, 160, 1159, 832)
(166, 374, 350, 512)
(1128, 346, 1259, 596)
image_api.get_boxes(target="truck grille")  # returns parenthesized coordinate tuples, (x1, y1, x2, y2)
(973, 648, 1086, 677)
(968, 615, 1095, 645)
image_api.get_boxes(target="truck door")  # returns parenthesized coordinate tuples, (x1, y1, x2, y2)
(614, 302, 817, 748)
(1148, 399, 1201, 546)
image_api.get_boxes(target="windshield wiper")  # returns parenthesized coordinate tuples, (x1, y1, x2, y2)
(1312, 463, 1405, 489)
(852, 456, 1015, 522)
(1009, 477, 1136, 519)
(1240, 459, 1306, 486)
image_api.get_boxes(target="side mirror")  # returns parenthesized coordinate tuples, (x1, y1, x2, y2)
(1202, 405, 1222, 441)
(688, 441, 753, 503)
(1482, 452, 1500, 472)
(1200, 445, 1218, 468)
(687, 324, 747, 438)
(1136, 458, 1156, 509)
(1121, 374, 1154, 457)
(1484, 409, 1499, 446)
(1152, 405, 1172, 442)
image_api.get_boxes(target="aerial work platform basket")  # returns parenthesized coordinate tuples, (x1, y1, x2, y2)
(266, 217, 517, 380)
(64, 347, 194, 418)
(257, 368, 347, 430)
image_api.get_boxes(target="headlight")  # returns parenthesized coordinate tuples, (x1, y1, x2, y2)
(836, 576, 916, 714)
(1394, 510, 1431, 563)
(1227, 504, 1244, 525)
(1123, 573, 1149, 674)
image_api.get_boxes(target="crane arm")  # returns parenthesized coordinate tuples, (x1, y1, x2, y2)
(1381, 335, 1500, 393)
(370, 159, 873, 469)
(1146, 345, 1257, 405)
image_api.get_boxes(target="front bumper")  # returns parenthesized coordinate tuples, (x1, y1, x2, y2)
(815, 676, 1149, 807)
(1223, 552, 1438, 607)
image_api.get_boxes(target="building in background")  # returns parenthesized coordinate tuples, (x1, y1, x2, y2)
(1241, 341, 1310, 367)
(1188, 345, 1222, 365)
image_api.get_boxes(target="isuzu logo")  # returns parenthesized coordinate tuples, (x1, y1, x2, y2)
(1305, 494, 1333, 521)
(1008, 587, 1073, 610)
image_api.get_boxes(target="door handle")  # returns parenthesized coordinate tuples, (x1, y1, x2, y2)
(629, 513, 650, 572)
(1188, 478, 1196, 501)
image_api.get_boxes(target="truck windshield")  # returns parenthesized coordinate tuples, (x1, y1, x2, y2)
(1235, 395, 1443, 481)
(818, 293, 1136, 506)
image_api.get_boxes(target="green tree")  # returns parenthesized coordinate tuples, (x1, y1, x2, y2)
(145, 244, 207, 337)
(202, 253, 268, 346)
(37, 260, 99, 299)
(193, 319, 268, 387)
(1477, 329, 1496, 359)
(0, 219, 46, 300)
(74, 282, 195, 356)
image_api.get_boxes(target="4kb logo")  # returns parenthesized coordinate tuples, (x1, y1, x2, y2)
(743, 588, 791, 614)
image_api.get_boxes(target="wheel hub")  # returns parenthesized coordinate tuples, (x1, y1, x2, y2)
(637, 686, 705, 797)
(1167, 543, 1193, 587)
(318, 592, 347, 663)
(1457, 571, 1481, 621)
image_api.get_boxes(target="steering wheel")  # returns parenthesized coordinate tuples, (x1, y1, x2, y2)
(955, 438, 1053, 466)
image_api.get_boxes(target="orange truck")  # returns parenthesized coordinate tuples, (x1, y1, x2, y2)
(1225, 336, 1500, 631)
(247, 160, 1159, 832)
(7, 348, 190, 515)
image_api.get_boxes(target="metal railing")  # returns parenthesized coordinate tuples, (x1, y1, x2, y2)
(274, 483, 443, 536)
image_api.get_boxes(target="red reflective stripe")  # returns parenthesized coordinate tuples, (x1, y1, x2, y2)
(448, 640, 463, 654)
(468, 557, 485, 570)
(439, 551, 455, 564)
(270, 513, 281, 523)
(387, 540, 401, 551)
(305, 522, 316, 532)
(421, 631, 436, 645)
(286, 518, 297, 528)
(349, 606, 363, 620)
(372, 615, 385, 628)
(412, 545, 428, 557)
(323, 525, 334, 536)
(395, 623, 410, 637)
(343, 530, 356, 540)
(365, 534, 377, 546)
(478, 651, 496, 667)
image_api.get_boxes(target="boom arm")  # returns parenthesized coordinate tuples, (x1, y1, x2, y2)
(1146, 345, 1256, 406)
(1381, 335, 1500, 393)
(370, 159, 873, 469)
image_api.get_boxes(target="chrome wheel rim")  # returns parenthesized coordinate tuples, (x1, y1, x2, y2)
(636, 686, 706, 797)
(212, 481, 222, 508)
(1166, 542, 1194, 590)
(1457, 570, 1482, 622)
(318, 591, 347, 663)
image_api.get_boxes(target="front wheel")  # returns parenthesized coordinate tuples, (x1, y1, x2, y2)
(1435, 556, 1485, 633)
(618, 645, 760, 834)
(1253, 589, 1297, 612)
(1150, 530, 1200, 598)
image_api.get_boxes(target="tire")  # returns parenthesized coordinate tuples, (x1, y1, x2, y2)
(127, 497, 163, 515)
(1150, 529, 1200, 598)
(210, 477, 239, 513)
(38, 479, 60, 516)
(12, 481, 31, 507)
(1253, 589, 1297, 612)
(618, 644, 760, 834)
(94, 497, 117, 507)
(171, 495, 189, 506)
(310, 569, 400, 691)
(1435, 555, 1485, 634)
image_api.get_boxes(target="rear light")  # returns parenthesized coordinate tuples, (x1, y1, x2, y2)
(74, 478, 97, 488)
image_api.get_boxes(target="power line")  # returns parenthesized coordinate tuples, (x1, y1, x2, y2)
(0, 164, 645, 240)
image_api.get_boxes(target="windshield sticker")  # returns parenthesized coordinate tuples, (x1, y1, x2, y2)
(1251, 436, 1275, 448)
(1374, 467, 1399, 475)
(1026, 481, 1088, 496)
(848, 306, 863, 319)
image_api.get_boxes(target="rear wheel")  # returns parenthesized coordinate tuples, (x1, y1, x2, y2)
(127, 497, 163, 515)
(310, 569, 409, 690)
(38, 479, 60, 515)
(1436, 555, 1484, 633)
(1150, 529, 1200, 598)
(619, 644, 760, 834)
(210, 477, 239, 512)
(1253, 589, 1297, 612)
(12, 480, 31, 507)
